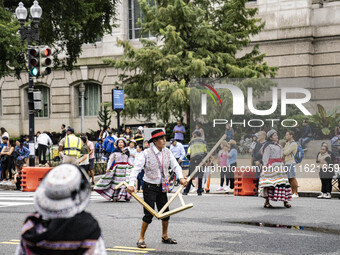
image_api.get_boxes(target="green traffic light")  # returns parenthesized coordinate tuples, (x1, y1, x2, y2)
(31, 68, 39, 76)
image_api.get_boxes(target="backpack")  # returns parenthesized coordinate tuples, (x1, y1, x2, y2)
(291, 142, 303, 164)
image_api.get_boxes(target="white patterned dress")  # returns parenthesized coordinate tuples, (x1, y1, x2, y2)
(259, 142, 292, 202)
(94, 149, 132, 202)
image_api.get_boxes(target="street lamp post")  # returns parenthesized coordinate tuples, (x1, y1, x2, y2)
(79, 83, 86, 134)
(16, 1, 42, 167)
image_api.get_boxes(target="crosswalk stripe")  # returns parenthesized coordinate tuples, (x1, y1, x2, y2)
(114, 246, 155, 251)
(0, 202, 33, 207)
(106, 248, 148, 253)
(0, 242, 19, 245)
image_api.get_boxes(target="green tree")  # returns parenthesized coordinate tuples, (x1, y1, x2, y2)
(1, 0, 119, 77)
(0, 1, 25, 78)
(104, 0, 277, 123)
(97, 105, 112, 130)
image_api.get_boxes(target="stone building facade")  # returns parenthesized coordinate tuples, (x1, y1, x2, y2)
(0, 0, 340, 136)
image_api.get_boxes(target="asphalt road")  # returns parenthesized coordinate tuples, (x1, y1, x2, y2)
(0, 190, 340, 255)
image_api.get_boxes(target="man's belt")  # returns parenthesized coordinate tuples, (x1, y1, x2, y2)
(144, 181, 161, 187)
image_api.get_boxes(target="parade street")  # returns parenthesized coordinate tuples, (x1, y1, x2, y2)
(0, 190, 339, 255)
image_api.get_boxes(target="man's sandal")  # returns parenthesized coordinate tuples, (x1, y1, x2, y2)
(137, 241, 147, 248)
(162, 237, 177, 244)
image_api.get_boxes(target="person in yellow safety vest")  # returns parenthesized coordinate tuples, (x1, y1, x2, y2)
(183, 130, 207, 196)
(58, 127, 82, 165)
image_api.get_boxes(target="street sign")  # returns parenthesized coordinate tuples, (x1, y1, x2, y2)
(112, 89, 124, 110)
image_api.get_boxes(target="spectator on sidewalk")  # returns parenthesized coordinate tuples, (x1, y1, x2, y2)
(84, 136, 95, 185)
(0, 127, 9, 144)
(170, 139, 185, 164)
(128, 140, 137, 166)
(225, 124, 234, 142)
(192, 123, 205, 141)
(14, 140, 29, 190)
(103, 130, 115, 160)
(331, 120, 340, 145)
(316, 145, 333, 199)
(37, 131, 53, 166)
(216, 140, 229, 192)
(23, 136, 29, 149)
(134, 126, 144, 146)
(79, 136, 90, 175)
(298, 120, 313, 150)
(15, 164, 106, 255)
(283, 130, 299, 198)
(252, 131, 267, 195)
(95, 138, 104, 162)
(0, 139, 15, 184)
(60, 124, 67, 141)
(173, 120, 186, 143)
(136, 144, 144, 192)
(143, 140, 149, 149)
(226, 140, 238, 191)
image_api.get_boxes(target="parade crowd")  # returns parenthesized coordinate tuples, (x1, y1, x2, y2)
(0, 119, 338, 253)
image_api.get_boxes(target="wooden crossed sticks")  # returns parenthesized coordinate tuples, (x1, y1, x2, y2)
(115, 134, 227, 220)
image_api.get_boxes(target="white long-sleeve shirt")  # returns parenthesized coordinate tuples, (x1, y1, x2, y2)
(129, 144, 184, 187)
(170, 142, 185, 160)
(37, 133, 53, 147)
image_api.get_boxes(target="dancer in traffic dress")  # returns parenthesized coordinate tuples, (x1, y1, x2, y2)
(94, 138, 132, 202)
(259, 129, 292, 208)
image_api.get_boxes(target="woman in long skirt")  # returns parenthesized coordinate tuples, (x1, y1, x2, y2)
(94, 138, 132, 202)
(259, 129, 292, 208)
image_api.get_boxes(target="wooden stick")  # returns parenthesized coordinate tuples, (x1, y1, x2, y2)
(115, 181, 159, 218)
(178, 193, 185, 206)
(158, 134, 227, 215)
(157, 203, 194, 220)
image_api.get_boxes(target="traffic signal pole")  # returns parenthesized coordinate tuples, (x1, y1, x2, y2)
(27, 30, 36, 167)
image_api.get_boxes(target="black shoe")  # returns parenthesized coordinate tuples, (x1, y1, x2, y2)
(91, 181, 95, 185)
(183, 192, 188, 195)
(197, 192, 202, 196)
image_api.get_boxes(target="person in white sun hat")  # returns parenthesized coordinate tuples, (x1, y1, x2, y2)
(15, 164, 107, 255)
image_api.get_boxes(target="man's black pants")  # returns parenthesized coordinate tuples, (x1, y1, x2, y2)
(38, 144, 48, 165)
(142, 182, 170, 224)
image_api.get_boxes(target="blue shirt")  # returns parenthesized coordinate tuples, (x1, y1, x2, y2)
(15, 146, 30, 160)
(226, 129, 234, 142)
(173, 125, 185, 141)
(227, 148, 237, 166)
(103, 136, 115, 153)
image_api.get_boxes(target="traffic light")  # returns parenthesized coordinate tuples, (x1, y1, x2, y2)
(28, 46, 40, 77)
(40, 46, 52, 76)
(33, 90, 42, 111)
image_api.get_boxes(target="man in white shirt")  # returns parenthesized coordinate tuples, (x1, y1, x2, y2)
(169, 139, 185, 164)
(37, 131, 53, 166)
(127, 129, 188, 249)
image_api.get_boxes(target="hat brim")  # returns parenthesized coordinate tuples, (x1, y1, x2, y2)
(114, 138, 128, 147)
(34, 183, 90, 220)
(149, 134, 166, 143)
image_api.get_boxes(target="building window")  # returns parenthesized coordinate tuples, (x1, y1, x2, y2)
(128, 0, 155, 39)
(78, 83, 102, 116)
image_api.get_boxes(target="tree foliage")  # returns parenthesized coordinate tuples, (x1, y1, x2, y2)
(97, 105, 112, 130)
(1, 0, 119, 77)
(104, 0, 277, 122)
(0, 1, 25, 78)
